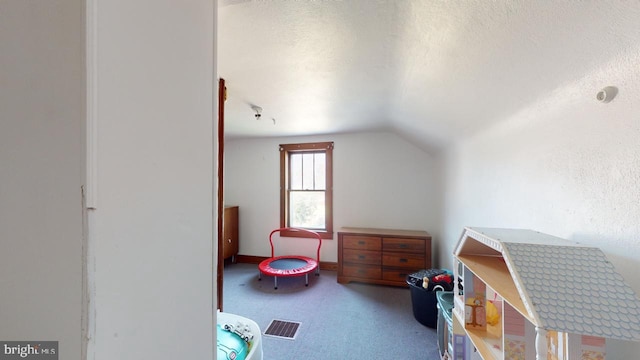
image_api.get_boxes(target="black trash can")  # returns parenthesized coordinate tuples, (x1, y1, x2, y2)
(406, 269, 453, 328)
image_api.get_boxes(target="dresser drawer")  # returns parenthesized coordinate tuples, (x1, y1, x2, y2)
(382, 269, 413, 282)
(342, 235, 381, 251)
(338, 228, 431, 286)
(343, 249, 381, 265)
(382, 253, 424, 268)
(382, 238, 424, 253)
(342, 264, 381, 279)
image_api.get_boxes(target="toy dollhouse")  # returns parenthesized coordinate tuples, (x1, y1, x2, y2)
(450, 227, 640, 360)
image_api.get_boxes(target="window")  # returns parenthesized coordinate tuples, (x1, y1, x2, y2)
(280, 142, 333, 239)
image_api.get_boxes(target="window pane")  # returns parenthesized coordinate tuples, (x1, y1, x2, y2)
(302, 153, 314, 190)
(290, 153, 302, 190)
(280, 141, 333, 237)
(314, 153, 326, 190)
(289, 191, 325, 229)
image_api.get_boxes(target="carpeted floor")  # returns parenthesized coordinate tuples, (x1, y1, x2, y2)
(221, 263, 441, 359)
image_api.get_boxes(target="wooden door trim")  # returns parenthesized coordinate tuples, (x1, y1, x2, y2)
(216, 78, 225, 310)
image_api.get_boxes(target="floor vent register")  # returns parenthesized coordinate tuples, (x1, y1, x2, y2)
(263, 319, 301, 340)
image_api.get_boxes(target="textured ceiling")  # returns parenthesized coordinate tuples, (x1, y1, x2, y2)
(219, 1, 640, 151)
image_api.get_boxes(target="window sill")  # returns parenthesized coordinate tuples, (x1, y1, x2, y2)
(280, 229, 333, 240)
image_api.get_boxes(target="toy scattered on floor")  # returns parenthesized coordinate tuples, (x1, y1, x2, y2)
(217, 324, 248, 360)
(420, 271, 453, 291)
(224, 321, 255, 343)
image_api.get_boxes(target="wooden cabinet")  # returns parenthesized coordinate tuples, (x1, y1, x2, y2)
(337, 227, 431, 287)
(222, 206, 239, 262)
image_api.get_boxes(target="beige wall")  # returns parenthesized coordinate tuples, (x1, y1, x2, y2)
(440, 43, 640, 357)
(0, 1, 85, 359)
(0, 1, 217, 360)
(88, 1, 216, 359)
(225, 131, 440, 263)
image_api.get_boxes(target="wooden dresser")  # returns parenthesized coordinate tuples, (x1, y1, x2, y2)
(222, 206, 239, 263)
(337, 227, 432, 287)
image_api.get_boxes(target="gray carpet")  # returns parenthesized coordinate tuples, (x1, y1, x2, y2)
(222, 263, 441, 359)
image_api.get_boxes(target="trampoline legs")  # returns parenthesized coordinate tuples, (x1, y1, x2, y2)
(259, 272, 279, 290)
(259, 269, 318, 289)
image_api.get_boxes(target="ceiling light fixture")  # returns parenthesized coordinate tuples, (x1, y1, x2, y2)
(251, 105, 262, 119)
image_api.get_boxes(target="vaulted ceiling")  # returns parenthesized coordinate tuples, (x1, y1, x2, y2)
(219, 1, 639, 151)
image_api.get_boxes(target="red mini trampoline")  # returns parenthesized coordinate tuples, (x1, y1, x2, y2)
(258, 227, 322, 289)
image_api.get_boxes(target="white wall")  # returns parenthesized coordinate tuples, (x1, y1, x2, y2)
(88, 1, 215, 359)
(439, 44, 640, 357)
(0, 1, 84, 359)
(225, 132, 439, 263)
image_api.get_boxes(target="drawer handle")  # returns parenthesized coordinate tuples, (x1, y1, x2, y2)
(358, 241, 366, 245)
(399, 258, 408, 263)
(358, 255, 365, 260)
(399, 244, 408, 248)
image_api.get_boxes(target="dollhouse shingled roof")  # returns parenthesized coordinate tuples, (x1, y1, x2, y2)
(454, 227, 640, 342)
